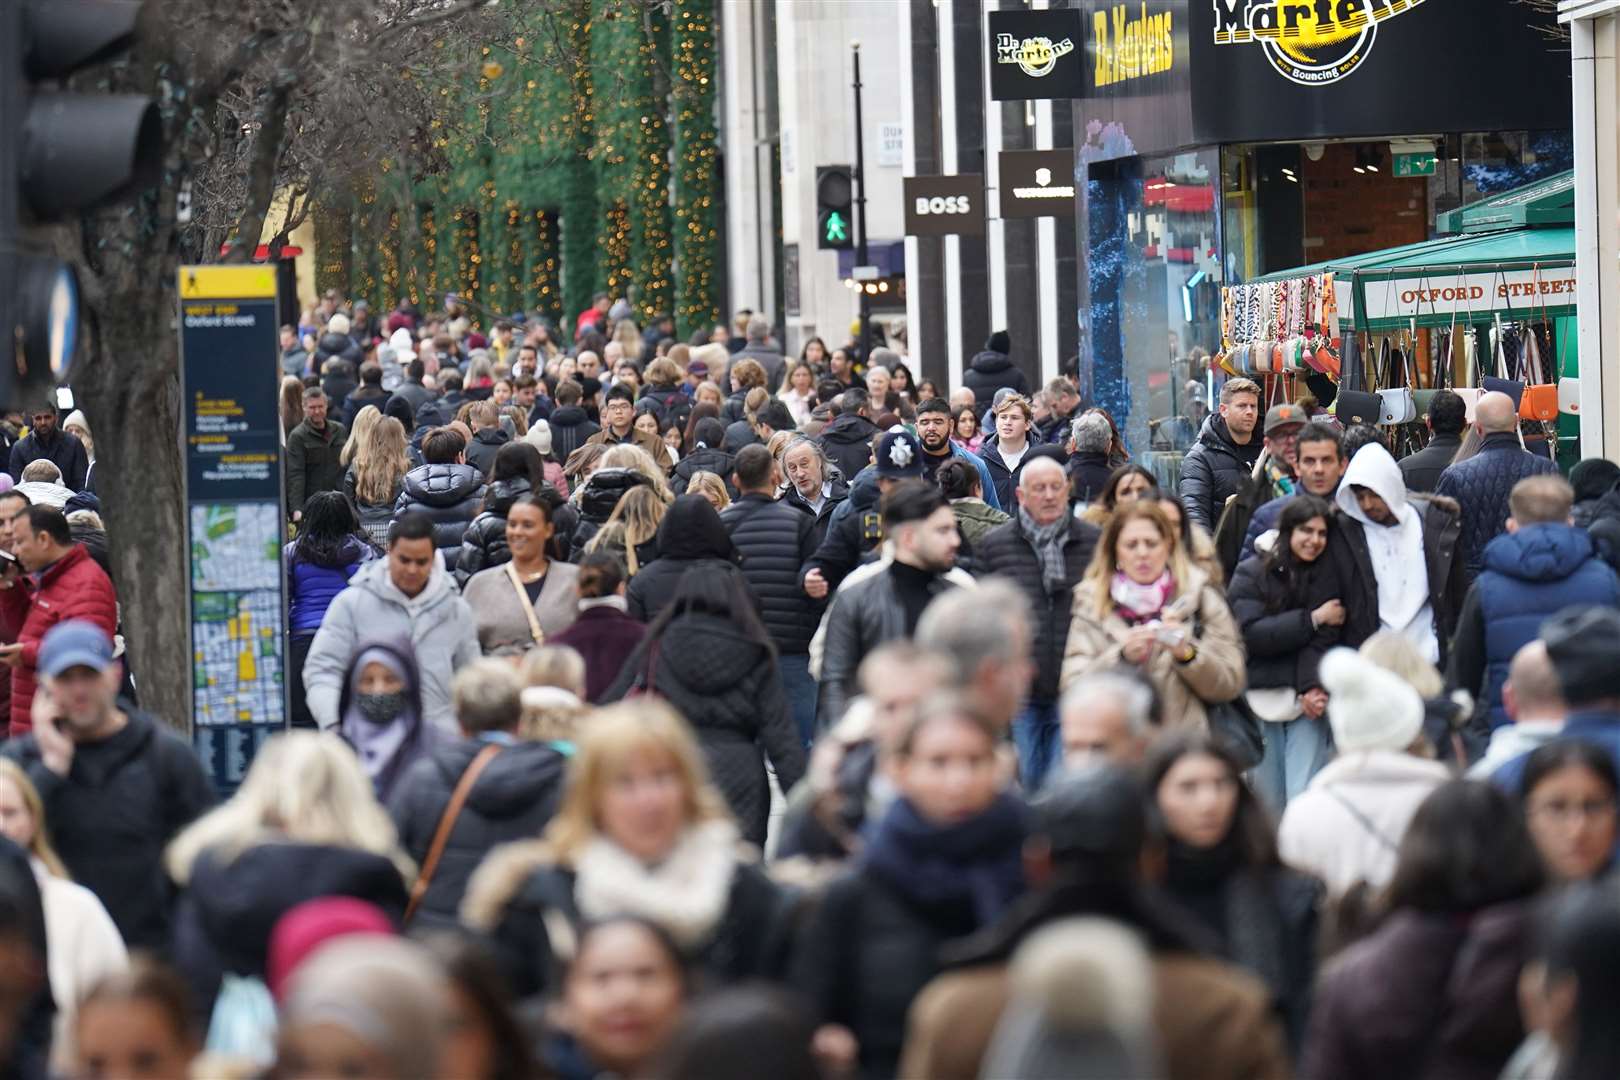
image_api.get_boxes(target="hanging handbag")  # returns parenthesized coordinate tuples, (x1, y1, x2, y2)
(503, 561, 547, 649)
(1482, 295, 1525, 406)
(1335, 389, 1381, 427)
(1377, 331, 1417, 426)
(1518, 268, 1559, 422)
(1556, 314, 1580, 414)
(404, 743, 504, 925)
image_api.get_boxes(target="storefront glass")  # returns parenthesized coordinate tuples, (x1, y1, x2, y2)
(1086, 147, 1221, 484)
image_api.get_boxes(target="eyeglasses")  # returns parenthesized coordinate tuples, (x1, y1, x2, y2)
(1529, 798, 1617, 824)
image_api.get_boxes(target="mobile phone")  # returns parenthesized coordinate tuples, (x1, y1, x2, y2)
(1154, 628, 1185, 647)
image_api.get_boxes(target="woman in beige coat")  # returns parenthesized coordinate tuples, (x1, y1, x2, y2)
(1061, 500, 1245, 732)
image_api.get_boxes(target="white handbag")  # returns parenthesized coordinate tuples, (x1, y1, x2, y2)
(1559, 377, 1581, 415)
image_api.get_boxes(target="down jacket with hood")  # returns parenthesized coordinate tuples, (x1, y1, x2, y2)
(567, 468, 650, 560)
(302, 555, 481, 736)
(388, 737, 569, 930)
(1330, 443, 1465, 666)
(1178, 414, 1263, 532)
(1446, 523, 1620, 729)
(625, 495, 741, 622)
(963, 342, 1031, 413)
(391, 463, 486, 571)
(170, 842, 408, 1018)
(455, 478, 579, 588)
(604, 602, 806, 845)
(817, 412, 881, 485)
(546, 404, 601, 463)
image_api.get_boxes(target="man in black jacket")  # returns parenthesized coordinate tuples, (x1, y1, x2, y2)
(817, 387, 880, 483)
(463, 401, 511, 478)
(723, 446, 822, 743)
(819, 481, 962, 726)
(392, 427, 487, 571)
(5, 620, 215, 949)
(341, 362, 391, 428)
(1398, 389, 1466, 494)
(1178, 376, 1262, 531)
(388, 659, 567, 930)
(8, 407, 89, 493)
(975, 457, 1101, 789)
(546, 378, 600, 464)
(286, 387, 348, 522)
(964, 330, 1031, 413)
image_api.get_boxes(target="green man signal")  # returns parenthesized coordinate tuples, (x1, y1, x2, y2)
(816, 165, 855, 250)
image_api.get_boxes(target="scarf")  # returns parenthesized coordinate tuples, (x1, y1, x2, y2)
(1019, 508, 1071, 594)
(861, 794, 1028, 926)
(573, 820, 739, 948)
(1110, 570, 1174, 621)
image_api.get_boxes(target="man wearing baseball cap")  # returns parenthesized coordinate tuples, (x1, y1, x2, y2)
(3, 621, 214, 949)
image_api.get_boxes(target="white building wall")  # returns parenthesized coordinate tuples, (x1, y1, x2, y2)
(720, 1, 776, 325)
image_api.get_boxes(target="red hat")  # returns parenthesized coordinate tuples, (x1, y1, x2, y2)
(266, 897, 397, 1002)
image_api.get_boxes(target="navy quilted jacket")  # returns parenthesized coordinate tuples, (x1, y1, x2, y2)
(1447, 524, 1620, 729)
(1432, 433, 1559, 580)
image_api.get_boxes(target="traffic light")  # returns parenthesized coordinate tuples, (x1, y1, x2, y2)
(816, 165, 854, 251)
(1, 0, 161, 405)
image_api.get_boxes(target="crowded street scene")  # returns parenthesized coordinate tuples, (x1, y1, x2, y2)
(4, 0, 1620, 1076)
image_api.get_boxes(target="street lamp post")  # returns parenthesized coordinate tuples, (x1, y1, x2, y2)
(852, 41, 871, 365)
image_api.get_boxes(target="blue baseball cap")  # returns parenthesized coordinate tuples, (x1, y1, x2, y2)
(38, 620, 115, 678)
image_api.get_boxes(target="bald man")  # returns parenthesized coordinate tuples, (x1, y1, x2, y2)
(975, 454, 1101, 789)
(1433, 390, 1560, 580)
(1468, 639, 1568, 781)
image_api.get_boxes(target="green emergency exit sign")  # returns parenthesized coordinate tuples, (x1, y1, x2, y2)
(1394, 153, 1437, 177)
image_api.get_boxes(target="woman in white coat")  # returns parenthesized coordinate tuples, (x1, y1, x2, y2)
(1278, 647, 1450, 899)
(0, 759, 127, 1070)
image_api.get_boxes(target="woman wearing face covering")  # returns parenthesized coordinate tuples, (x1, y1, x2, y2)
(337, 641, 433, 802)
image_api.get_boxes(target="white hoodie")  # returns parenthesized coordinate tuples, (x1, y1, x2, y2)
(1335, 443, 1438, 663)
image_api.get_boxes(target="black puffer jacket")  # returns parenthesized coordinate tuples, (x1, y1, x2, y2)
(605, 611, 806, 844)
(464, 427, 511, 479)
(721, 388, 751, 424)
(800, 471, 884, 592)
(388, 738, 569, 930)
(818, 413, 881, 485)
(963, 348, 1030, 413)
(626, 495, 741, 621)
(315, 331, 362, 367)
(784, 474, 850, 551)
(671, 446, 736, 496)
(722, 494, 821, 654)
(392, 463, 486, 570)
(455, 478, 578, 587)
(1179, 415, 1263, 532)
(547, 404, 601, 463)
(974, 516, 1101, 702)
(320, 359, 358, 406)
(172, 842, 407, 1015)
(1229, 553, 1341, 693)
(568, 468, 650, 560)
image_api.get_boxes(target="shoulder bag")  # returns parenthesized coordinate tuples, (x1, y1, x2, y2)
(404, 742, 504, 925)
(503, 561, 547, 648)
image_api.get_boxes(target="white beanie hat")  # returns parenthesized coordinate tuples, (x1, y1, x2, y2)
(1319, 647, 1424, 753)
(327, 312, 351, 336)
(524, 419, 553, 456)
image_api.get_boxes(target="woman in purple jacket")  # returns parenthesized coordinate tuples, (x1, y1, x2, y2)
(548, 552, 646, 703)
(286, 492, 379, 727)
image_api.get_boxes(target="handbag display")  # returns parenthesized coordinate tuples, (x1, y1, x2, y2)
(1558, 376, 1581, 415)
(1335, 389, 1381, 427)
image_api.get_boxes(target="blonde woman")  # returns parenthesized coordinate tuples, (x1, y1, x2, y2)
(519, 644, 591, 746)
(686, 470, 731, 512)
(340, 402, 382, 469)
(585, 484, 666, 575)
(0, 760, 126, 1071)
(1060, 500, 1245, 733)
(693, 381, 725, 412)
(166, 732, 414, 1018)
(462, 700, 783, 999)
(346, 415, 411, 548)
(63, 410, 95, 492)
(599, 442, 673, 504)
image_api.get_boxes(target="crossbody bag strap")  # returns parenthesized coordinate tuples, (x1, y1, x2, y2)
(504, 560, 547, 645)
(404, 742, 504, 925)
(1324, 784, 1398, 852)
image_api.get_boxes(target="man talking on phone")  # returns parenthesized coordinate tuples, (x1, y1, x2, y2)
(0, 506, 117, 737)
(4, 621, 214, 949)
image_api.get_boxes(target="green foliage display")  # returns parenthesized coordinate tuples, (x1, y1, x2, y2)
(312, 0, 716, 343)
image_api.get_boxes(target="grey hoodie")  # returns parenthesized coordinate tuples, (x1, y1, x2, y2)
(303, 554, 480, 735)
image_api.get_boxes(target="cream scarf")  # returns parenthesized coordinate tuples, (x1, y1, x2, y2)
(573, 820, 740, 947)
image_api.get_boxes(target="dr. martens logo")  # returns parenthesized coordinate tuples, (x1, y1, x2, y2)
(1212, 0, 1429, 86)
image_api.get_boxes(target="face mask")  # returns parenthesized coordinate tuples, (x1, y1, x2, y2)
(355, 690, 408, 724)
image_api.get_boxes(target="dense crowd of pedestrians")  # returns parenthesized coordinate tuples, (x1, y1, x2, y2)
(5, 293, 1620, 1078)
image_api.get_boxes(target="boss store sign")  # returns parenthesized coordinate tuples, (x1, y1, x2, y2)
(990, 9, 1087, 101)
(903, 175, 986, 237)
(999, 149, 1077, 220)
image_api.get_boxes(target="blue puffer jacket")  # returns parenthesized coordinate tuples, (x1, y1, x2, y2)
(1432, 433, 1560, 580)
(286, 535, 376, 636)
(1472, 524, 1620, 727)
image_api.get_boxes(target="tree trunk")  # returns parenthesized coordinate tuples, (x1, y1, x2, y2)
(75, 269, 192, 731)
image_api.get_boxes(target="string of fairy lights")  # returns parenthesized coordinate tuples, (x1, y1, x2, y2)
(311, 0, 717, 341)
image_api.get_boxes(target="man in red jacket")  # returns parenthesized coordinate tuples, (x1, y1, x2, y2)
(0, 506, 118, 736)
